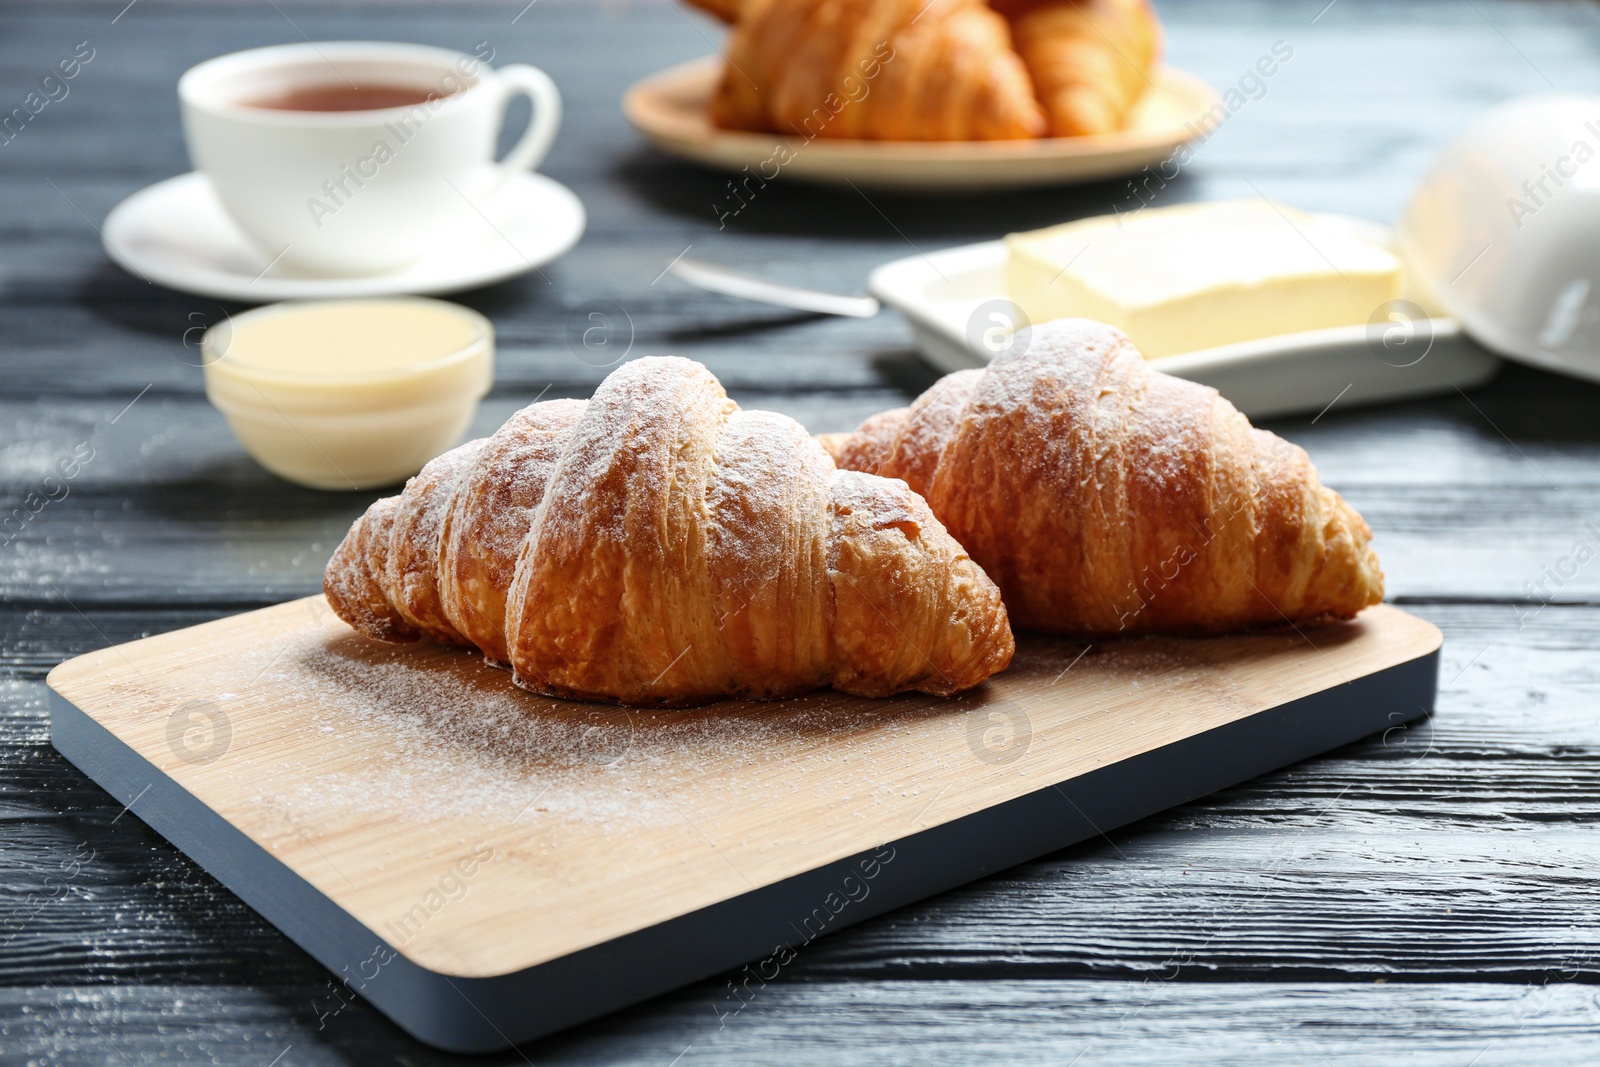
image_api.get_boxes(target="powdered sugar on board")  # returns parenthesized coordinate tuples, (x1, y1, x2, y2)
(222, 618, 963, 834)
(204, 612, 1255, 835)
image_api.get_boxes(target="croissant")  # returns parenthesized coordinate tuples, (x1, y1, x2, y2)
(823, 320, 1385, 635)
(992, 0, 1162, 136)
(685, 0, 747, 21)
(324, 357, 1014, 707)
(692, 0, 1159, 141)
(708, 0, 1042, 140)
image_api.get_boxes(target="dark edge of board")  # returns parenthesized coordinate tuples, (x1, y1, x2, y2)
(49, 638, 1439, 1053)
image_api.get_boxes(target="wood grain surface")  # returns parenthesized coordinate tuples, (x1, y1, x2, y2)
(4, 0, 1600, 1063)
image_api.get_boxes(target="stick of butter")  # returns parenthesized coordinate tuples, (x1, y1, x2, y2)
(1005, 199, 1401, 359)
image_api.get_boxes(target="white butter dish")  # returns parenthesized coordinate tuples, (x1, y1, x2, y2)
(868, 223, 1502, 420)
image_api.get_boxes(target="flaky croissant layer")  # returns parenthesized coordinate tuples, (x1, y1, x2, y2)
(823, 320, 1385, 635)
(324, 357, 1014, 707)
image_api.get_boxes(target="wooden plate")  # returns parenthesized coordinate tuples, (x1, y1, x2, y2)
(623, 55, 1223, 192)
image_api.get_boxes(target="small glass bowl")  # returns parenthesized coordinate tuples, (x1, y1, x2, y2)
(202, 297, 493, 489)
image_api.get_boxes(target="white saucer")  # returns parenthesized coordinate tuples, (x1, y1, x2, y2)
(102, 171, 586, 302)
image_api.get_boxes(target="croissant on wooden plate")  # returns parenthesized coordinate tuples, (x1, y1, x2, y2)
(821, 320, 1385, 635)
(324, 357, 1014, 707)
(689, 0, 1161, 140)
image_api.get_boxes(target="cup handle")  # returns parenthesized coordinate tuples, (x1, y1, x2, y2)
(485, 64, 562, 193)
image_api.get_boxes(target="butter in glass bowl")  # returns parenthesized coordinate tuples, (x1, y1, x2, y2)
(202, 298, 493, 490)
(1006, 199, 1401, 359)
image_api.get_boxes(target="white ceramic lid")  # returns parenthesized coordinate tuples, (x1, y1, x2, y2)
(1398, 93, 1600, 381)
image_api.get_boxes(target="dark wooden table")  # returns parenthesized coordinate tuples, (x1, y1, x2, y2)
(5, 0, 1600, 1062)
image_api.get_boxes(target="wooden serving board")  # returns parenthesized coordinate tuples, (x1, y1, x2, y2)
(48, 597, 1440, 1052)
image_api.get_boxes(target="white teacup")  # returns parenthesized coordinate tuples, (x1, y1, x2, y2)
(179, 41, 561, 276)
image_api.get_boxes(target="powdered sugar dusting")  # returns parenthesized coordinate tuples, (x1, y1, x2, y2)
(230, 624, 924, 830)
(887, 367, 982, 496)
(385, 439, 486, 643)
(457, 399, 588, 566)
(530, 357, 719, 550)
(391, 440, 486, 575)
(440, 398, 588, 659)
(706, 408, 832, 594)
(827, 468, 918, 534)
